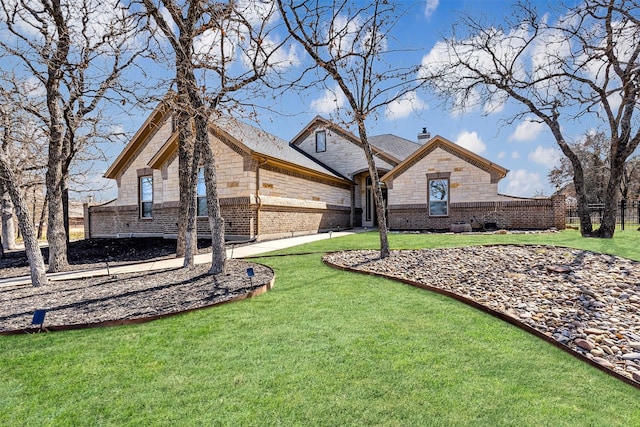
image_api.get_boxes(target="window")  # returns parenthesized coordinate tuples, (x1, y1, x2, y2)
(315, 130, 326, 152)
(197, 167, 207, 216)
(428, 178, 449, 216)
(140, 175, 153, 218)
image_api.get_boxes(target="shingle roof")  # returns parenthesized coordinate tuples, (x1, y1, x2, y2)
(212, 116, 350, 181)
(368, 134, 421, 162)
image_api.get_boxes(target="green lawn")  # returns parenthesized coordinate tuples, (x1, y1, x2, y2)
(1, 229, 640, 426)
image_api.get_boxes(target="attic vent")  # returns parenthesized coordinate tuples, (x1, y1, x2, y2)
(417, 127, 431, 144)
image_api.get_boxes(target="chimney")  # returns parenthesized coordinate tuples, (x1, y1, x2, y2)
(417, 127, 431, 144)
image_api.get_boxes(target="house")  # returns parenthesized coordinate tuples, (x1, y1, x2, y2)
(86, 101, 564, 240)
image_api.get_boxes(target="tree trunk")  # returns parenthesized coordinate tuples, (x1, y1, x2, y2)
(202, 144, 226, 275)
(43, 0, 70, 272)
(63, 181, 69, 244)
(594, 154, 626, 238)
(183, 124, 201, 268)
(554, 128, 593, 236)
(1, 189, 16, 250)
(356, 120, 390, 258)
(37, 194, 48, 240)
(572, 173, 594, 236)
(199, 122, 226, 275)
(45, 155, 68, 272)
(0, 151, 47, 286)
(176, 108, 197, 259)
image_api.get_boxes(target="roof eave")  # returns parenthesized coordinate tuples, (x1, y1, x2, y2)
(104, 100, 172, 179)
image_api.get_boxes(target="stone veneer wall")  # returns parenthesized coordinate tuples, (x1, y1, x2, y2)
(387, 196, 565, 231)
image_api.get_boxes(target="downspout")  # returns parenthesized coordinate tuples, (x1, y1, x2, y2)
(350, 177, 355, 228)
(255, 157, 267, 238)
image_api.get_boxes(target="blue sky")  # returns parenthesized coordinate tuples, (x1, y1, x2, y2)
(239, 0, 568, 200)
(2, 0, 583, 201)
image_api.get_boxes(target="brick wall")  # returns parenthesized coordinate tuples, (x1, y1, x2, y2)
(387, 196, 565, 231)
(258, 204, 351, 240)
(88, 197, 350, 240)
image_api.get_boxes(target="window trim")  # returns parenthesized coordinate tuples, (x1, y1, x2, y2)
(315, 130, 326, 153)
(427, 172, 450, 217)
(139, 175, 153, 219)
(197, 167, 208, 217)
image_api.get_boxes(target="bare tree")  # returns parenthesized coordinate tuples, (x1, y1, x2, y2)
(0, 0, 149, 271)
(142, 0, 289, 273)
(0, 83, 48, 286)
(548, 131, 610, 204)
(619, 156, 640, 202)
(422, 0, 640, 238)
(277, 0, 425, 258)
(0, 75, 50, 250)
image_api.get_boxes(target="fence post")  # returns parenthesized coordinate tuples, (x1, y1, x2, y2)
(621, 199, 626, 231)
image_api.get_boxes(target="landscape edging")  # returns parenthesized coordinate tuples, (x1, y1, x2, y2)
(323, 252, 640, 390)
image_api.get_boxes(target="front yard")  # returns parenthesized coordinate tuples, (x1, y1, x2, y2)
(1, 230, 639, 425)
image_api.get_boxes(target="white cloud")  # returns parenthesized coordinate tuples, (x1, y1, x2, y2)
(241, 35, 300, 71)
(482, 92, 507, 115)
(511, 151, 520, 159)
(424, 0, 439, 18)
(509, 117, 545, 142)
(419, 26, 530, 115)
(497, 151, 506, 159)
(529, 26, 572, 96)
(503, 169, 544, 197)
(311, 85, 347, 114)
(528, 145, 561, 168)
(384, 91, 427, 120)
(455, 130, 486, 154)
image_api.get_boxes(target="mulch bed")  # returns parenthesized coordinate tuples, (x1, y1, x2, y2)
(0, 239, 273, 333)
(0, 237, 213, 279)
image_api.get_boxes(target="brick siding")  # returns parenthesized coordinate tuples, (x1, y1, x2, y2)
(88, 198, 350, 240)
(387, 195, 565, 231)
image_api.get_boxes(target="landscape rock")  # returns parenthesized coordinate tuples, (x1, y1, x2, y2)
(621, 353, 640, 361)
(575, 338, 596, 351)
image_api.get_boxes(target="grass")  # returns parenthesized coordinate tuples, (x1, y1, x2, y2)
(1, 229, 640, 426)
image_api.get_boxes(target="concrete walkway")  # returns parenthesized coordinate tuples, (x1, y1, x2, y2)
(0, 229, 363, 288)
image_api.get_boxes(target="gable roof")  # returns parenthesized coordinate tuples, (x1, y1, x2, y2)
(104, 99, 172, 179)
(104, 94, 353, 185)
(382, 135, 508, 184)
(208, 116, 351, 182)
(290, 116, 405, 166)
(139, 113, 351, 185)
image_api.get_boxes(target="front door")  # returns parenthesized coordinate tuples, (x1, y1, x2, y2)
(365, 176, 387, 227)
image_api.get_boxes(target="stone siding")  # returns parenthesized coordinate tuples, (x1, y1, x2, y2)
(296, 127, 394, 178)
(259, 166, 350, 205)
(387, 196, 565, 231)
(211, 134, 255, 198)
(116, 119, 174, 206)
(387, 146, 507, 204)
